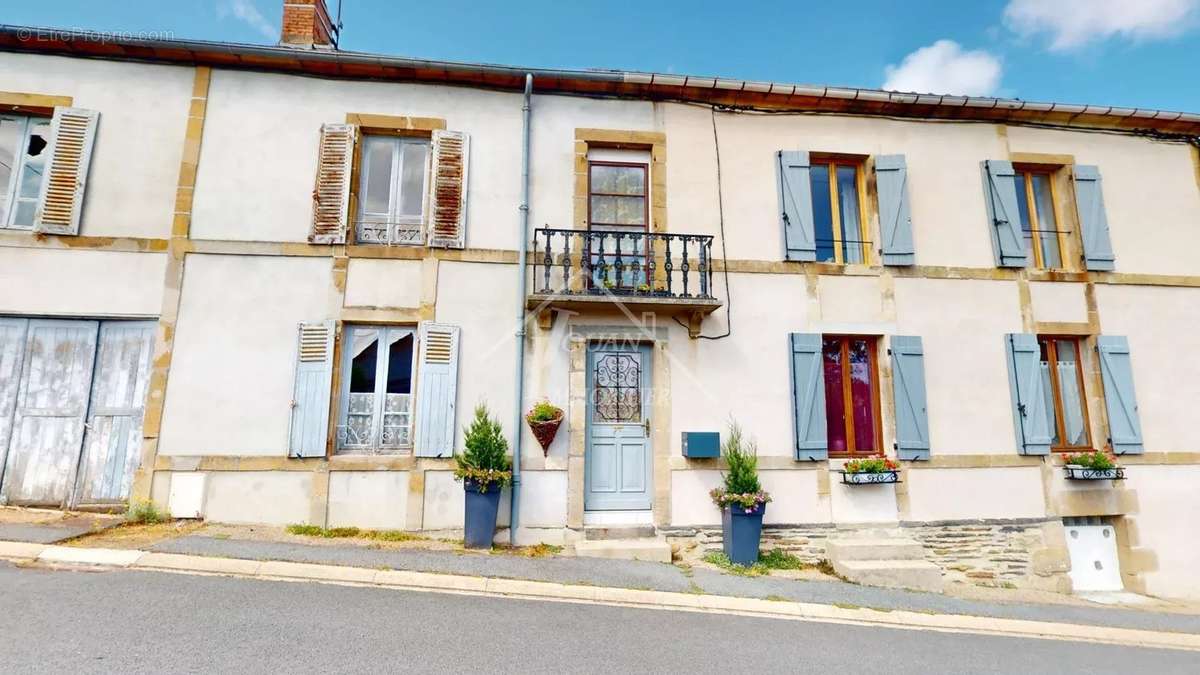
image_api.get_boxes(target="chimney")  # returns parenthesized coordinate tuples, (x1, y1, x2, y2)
(280, 0, 338, 49)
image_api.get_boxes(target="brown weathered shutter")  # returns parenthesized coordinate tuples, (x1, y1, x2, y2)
(310, 123, 355, 244)
(34, 107, 99, 236)
(427, 130, 469, 249)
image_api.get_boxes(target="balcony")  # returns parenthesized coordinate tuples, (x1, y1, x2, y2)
(527, 228, 722, 335)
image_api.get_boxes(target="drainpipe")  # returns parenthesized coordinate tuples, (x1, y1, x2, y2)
(510, 73, 533, 546)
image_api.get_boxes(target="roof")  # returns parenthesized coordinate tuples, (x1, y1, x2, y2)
(3, 24, 1199, 137)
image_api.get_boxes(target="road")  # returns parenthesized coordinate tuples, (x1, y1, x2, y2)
(0, 562, 1195, 674)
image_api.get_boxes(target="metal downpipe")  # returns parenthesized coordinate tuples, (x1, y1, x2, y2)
(510, 74, 533, 546)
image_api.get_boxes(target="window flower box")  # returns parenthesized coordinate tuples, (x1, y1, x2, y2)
(840, 457, 900, 486)
(1062, 452, 1124, 482)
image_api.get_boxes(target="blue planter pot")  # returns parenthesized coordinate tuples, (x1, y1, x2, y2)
(463, 481, 502, 549)
(721, 502, 766, 566)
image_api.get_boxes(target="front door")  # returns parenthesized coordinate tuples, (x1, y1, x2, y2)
(1, 320, 99, 506)
(585, 342, 652, 511)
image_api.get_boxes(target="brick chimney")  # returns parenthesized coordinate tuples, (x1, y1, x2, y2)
(280, 0, 337, 49)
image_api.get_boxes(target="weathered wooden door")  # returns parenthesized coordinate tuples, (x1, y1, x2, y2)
(0, 318, 30, 492)
(1, 320, 99, 506)
(585, 342, 652, 511)
(73, 321, 156, 506)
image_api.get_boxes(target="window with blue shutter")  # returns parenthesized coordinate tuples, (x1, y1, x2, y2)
(1004, 333, 1052, 455)
(413, 322, 461, 458)
(777, 151, 815, 262)
(875, 155, 915, 266)
(889, 335, 930, 460)
(288, 321, 336, 458)
(982, 160, 1028, 268)
(1073, 165, 1116, 271)
(1096, 336, 1144, 455)
(789, 333, 827, 461)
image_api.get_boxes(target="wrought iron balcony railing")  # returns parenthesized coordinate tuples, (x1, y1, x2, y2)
(530, 228, 717, 300)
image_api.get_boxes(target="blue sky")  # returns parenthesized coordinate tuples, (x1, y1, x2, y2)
(8, 1, 1200, 112)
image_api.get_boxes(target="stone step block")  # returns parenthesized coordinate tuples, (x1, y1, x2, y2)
(834, 559, 945, 593)
(826, 537, 926, 562)
(573, 538, 672, 563)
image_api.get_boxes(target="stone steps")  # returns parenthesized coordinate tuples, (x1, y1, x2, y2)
(584, 525, 656, 541)
(827, 535, 944, 593)
(573, 538, 672, 563)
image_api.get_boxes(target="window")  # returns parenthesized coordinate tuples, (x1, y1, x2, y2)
(588, 159, 649, 289)
(1038, 336, 1092, 451)
(337, 325, 416, 454)
(356, 135, 429, 245)
(822, 336, 882, 456)
(810, 157, 868, 264)
(0, 114, 51, 230)
(1014, 167, 1066, 270)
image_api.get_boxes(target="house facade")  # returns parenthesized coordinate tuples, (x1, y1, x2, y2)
(2, 2, 1200, 600)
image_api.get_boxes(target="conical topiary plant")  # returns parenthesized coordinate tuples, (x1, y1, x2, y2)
(453, 403, 513, 494)
(709, 420, 771, 513)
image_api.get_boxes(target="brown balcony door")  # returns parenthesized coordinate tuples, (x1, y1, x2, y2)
(587, 161, 648, 291)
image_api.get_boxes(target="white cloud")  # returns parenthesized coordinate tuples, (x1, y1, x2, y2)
(217, 0, 276, 41)
(882, 40, 1003, 96)
(1004, 0, 1199, 51)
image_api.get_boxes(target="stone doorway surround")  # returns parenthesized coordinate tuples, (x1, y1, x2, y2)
(566, 323, 671, 530)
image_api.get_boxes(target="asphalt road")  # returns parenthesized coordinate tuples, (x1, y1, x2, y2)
(1, 562, 1196, 674)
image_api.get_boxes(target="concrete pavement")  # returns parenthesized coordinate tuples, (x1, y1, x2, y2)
(1, 561, 1196, 674)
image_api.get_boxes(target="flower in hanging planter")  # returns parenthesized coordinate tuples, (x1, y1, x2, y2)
(709, 420, 772, 511)
(525, 399, 564, 425)
(843, 457, 899, 474)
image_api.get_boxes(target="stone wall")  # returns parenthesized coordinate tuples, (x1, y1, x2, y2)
(661, 518, 1072, 593)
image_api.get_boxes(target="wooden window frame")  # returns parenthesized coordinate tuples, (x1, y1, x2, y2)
(1039, 335, 1095, 452)
(334, 323, 419, 455)
(811, 155, 871, 265)
(0, 113, 51, 231)
(353, 133, 431, 245)
(586, 160, 649, 231)
(1014, 164, 1070, 270)
(824, 334, 884, 458)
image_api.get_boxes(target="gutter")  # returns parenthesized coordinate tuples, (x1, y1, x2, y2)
(2, 25, 1198, 136)
(510, 74, 533, 545)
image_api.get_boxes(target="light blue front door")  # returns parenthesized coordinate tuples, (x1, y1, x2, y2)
(585, 342, 652, 511)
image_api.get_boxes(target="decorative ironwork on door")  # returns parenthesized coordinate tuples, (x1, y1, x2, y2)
(592, 352, 642, 423)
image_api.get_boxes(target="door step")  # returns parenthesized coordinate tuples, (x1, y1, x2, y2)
(827, 536, 943, 593)
(573, 538, 672, 563)
(584, 525, 656, 541)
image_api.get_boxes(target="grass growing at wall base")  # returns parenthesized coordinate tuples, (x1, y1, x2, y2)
(285, 524, 425, 542)
(702, 549, 835, 577)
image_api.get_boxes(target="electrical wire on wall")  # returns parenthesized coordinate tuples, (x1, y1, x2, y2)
(676, 105, 733, 340)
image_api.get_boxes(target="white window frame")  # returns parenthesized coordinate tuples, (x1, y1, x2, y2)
(355, 134, 430, 245)
(336, 325, 418, 454)
(0, 114, 50, 230)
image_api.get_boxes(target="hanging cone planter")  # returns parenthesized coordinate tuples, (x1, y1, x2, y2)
(526, 401, 565, 457)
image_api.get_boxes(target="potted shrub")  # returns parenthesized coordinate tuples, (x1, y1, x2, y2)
(840, 457, 900, 485)
(525, 399, 564, 456)
(453, 403, 513, 549)
(1064, 451, 1124, 481)
(709, 421, 771, 566)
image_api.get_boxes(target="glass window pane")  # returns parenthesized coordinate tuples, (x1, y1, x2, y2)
(823, 338, 848, 454)
(1014, 171, 1035, 263)
(837, 165, 863, 264)
(614, 196, 645, 225)
(0, 117, 20, 225)
(1054, 339, 1088, 446)
(398, 141, 428, 217)
(590, 164, 645, 196)
(1038, 340, 1061, 447)
(849, 339, 876, 452)
(348, 329, 379, 393)
(361, 137, 394, 217)
(1031, 174, 1061, 268)
(590, 195, 617, 224)
(810, 165, 835, 262)
(17, 120, 49, 200)
(386, 332, 414, 394)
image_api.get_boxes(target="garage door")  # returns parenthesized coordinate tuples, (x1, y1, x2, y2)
(0, 318, 155, 508)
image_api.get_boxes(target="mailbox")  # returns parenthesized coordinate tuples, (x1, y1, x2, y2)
(681, 431, 720, 458)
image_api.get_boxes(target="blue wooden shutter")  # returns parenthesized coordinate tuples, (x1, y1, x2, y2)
(288, 321, 335, 458)
(1004, 334, 1052, 455)
(1074, 165, 1116, 271)
(414, 322, 461, 458)
(982, 160, 1027, 268)
(875, 155, 915, 266)
(789, 333, 827, 461)
(889, 335, 930, 460)
(1096, 336, 1144, 455)
(777, 151, 816, 262)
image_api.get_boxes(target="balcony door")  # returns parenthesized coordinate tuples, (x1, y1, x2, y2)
(587, 151, 649, 291)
